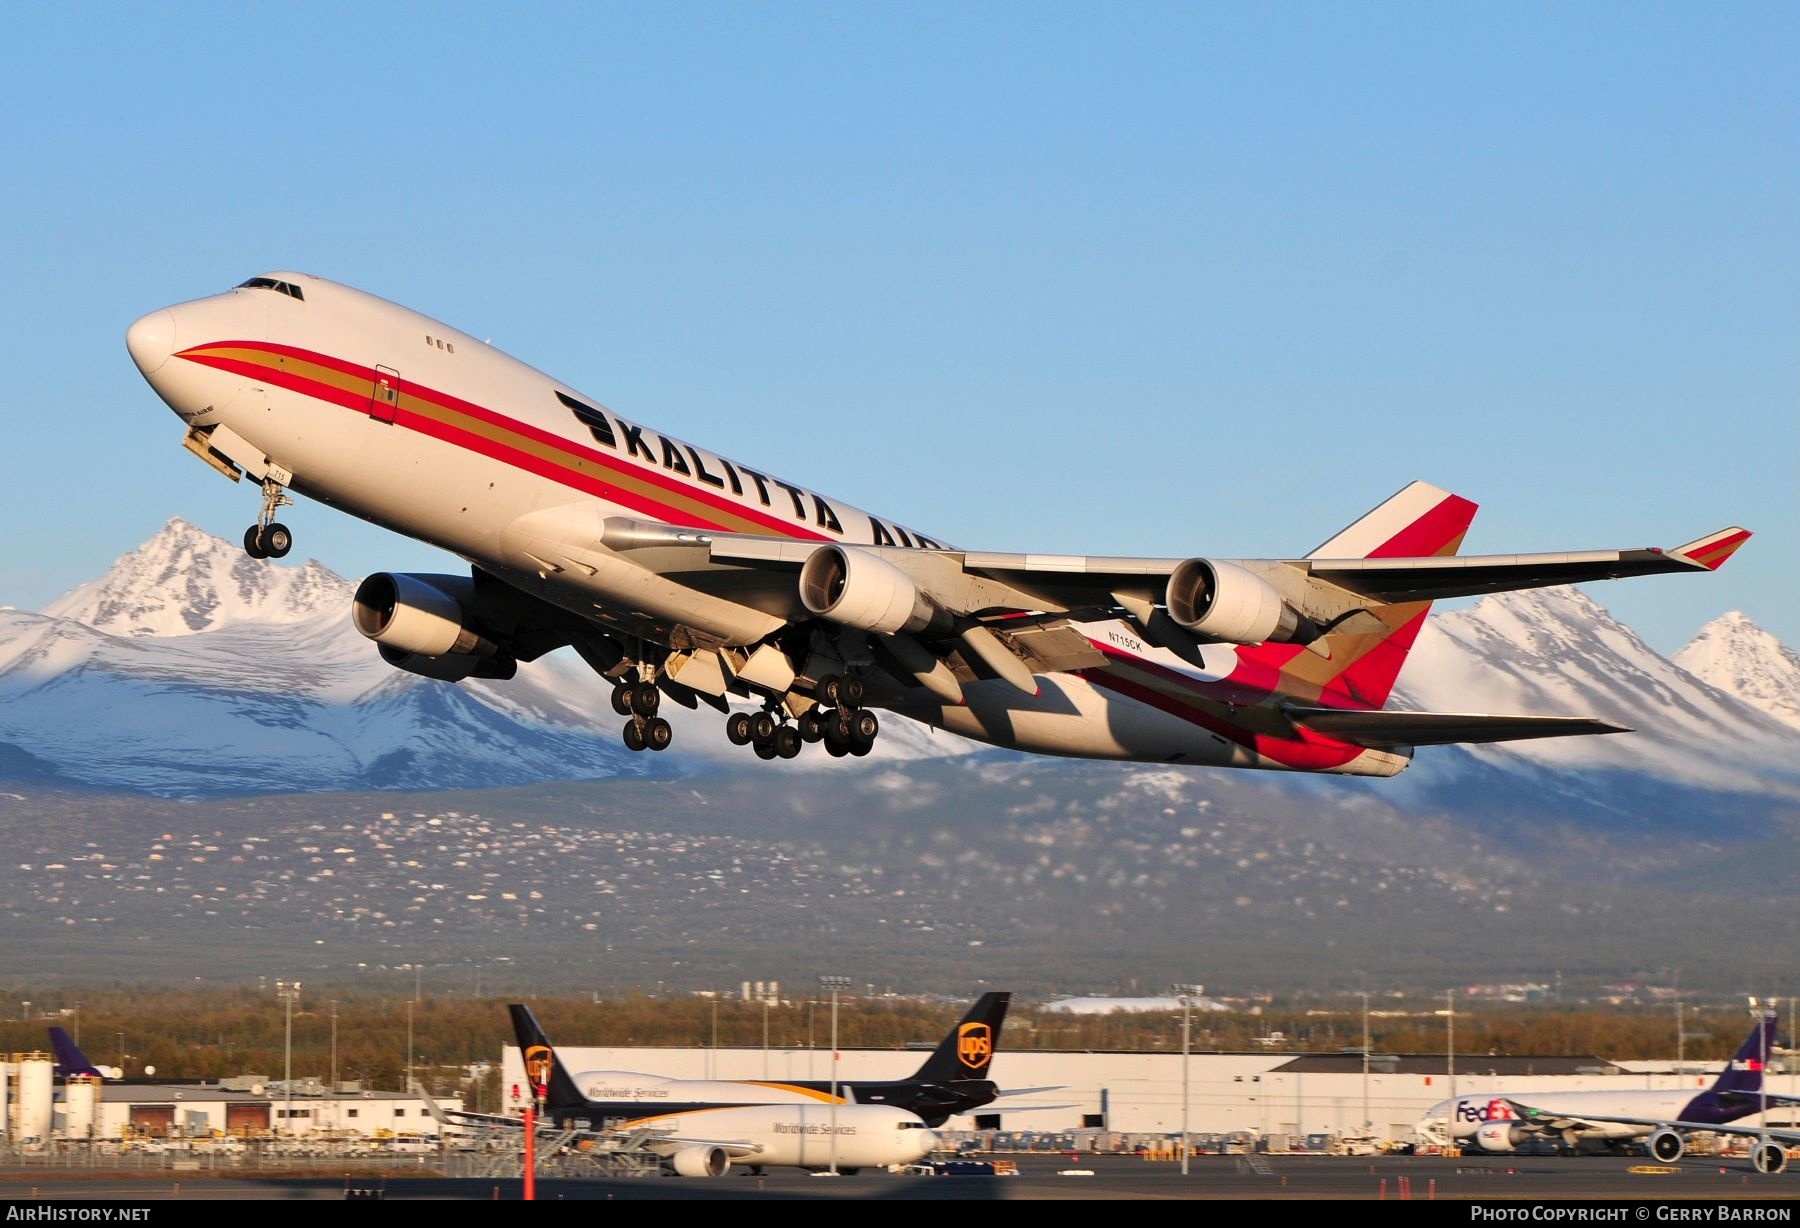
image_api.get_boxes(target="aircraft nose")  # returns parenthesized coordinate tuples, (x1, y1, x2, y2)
(126, 309, 176, 375)
(915, 1128, 940, 1159)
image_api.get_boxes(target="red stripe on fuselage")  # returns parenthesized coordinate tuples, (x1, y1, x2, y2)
(176, 342, 830, 542)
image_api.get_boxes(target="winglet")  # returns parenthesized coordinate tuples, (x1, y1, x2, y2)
(1668, 527, 1752, 572)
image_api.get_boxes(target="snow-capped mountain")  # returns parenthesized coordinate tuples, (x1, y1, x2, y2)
(44, 519, 348, 636)
(1, 520, 973, 796)
(1673, 611, 1800, 732)
(1392, 589, 1800, 797)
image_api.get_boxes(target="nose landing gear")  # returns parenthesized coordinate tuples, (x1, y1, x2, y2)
(242, 474, 295, 560)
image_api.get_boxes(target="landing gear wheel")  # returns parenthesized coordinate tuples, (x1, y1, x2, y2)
(622, 721, 647, 752)
(611, 685, 635, 717)
(850, 710, 879, 742)
(643, 716, 673, 752)
(798, 710, 825, 743)
(261, 522, 293, 559)
(751, 712, 777, 742)
(774, 726, 801, 758)
(243, 526, 268, 560)
(849, 734, 874, 756)
(839, 675, 865, 708)
(817, 674, 843, 708)
(725, 713, 754, 745)
(828, 711, 853, 743)
(630, 681, 661, 717)
(824, 737, 849, 758)
(753, 738, 779, 760)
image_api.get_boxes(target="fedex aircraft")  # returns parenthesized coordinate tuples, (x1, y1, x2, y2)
(126, 273, 1750, 767)
(1423, 1015, 1799, 1172)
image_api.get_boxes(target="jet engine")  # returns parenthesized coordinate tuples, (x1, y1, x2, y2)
(1165, 559, 1305, 645)
(667, 1144, 731, 1177)
(799, 545, 946, 636)
(1474, 1121, 1527, 1152)
(353, 572, 503, 658)
(1647, 1128, 1685, 1163)
(1753, 1139, 1788, 1174)
(376, 643, 516, 683)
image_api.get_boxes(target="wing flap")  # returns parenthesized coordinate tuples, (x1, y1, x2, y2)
(1285, 706, 1631, 747)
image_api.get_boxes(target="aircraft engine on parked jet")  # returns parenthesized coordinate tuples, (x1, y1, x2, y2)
(799, 545, 948, 636)
(1474, 1121, 1527, 1152)
(1164, 558, 1305, 645)
(1647, 1128, 1685, 1163)
(667, 1144, 731, 1177)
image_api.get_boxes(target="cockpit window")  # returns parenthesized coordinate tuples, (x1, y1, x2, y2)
(237, 276, 305, 301)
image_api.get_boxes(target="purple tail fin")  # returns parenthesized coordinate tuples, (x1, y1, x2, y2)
(48, 1027, 105, 1078)
(1679, 1013, 1776, 1124)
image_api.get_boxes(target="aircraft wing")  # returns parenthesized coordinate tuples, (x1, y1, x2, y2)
(1504, 1099, 1800, 1144)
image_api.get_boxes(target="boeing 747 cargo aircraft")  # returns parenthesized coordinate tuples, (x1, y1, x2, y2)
(127, 273, 1749, 770)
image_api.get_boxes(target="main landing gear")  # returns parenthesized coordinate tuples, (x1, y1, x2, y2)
(242, 476, 295, 560)
(611, 676, 672, 753)
(722, 673, 879, 762)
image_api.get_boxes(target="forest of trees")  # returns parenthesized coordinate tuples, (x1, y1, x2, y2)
(0, 987, 1777, 1114)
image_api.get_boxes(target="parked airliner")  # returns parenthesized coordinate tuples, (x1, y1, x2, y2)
(1422, 1014, 1799, 1172)
(512, 993, 1018, 1127)
(126, 273, 1750, 768)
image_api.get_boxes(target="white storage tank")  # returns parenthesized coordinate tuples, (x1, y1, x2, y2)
(64, 1074, 100, 1139)
(14, 1053, 53, 1142)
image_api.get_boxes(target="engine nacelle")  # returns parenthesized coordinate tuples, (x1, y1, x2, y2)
(799, 545, 945, 636)
(668, 1144, 731, 1177)
(1474, 1121, 1526, 1152)
(1647, 1127, 1685, 1163)
(1753, 1139, 1788, 1175)
(377, 643, 517, 683)
(352, 573, 499, 659)
(1165, 559, 1304, 645)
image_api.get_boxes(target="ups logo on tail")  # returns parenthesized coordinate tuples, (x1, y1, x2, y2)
(958, 1022, 992, 1070)
(524, 1044, 553, 1093)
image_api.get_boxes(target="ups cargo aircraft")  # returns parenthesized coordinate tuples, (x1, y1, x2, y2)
(509, 994, 1030, 1129)
(126, 273, 1751, 769)
(1423, 1014, 1800, 1173)
(425, 1004, 940, 1176)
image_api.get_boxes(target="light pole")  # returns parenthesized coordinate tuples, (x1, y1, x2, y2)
(1361, 991, 1371, 1132)
(762, 994, 772, 1080)
(276, 980, 301, 1137)
(329, 1000, 339, 1131)
(1172, 984, 1202, 1176)
(406, 999, 414, 1096)
(820, 975, 851, 1176)
(117, 1032, 125, 1077)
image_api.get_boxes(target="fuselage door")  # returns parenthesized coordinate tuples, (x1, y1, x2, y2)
(371, 364, 401, 424)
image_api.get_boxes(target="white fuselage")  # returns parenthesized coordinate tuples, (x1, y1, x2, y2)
(127, 272, 1403, 774)
(626, 1102, 936, 1170)
(1437, 1090, 1710, 1146)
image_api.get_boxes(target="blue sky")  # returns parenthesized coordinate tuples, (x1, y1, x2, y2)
(2, 3, 1793, 654)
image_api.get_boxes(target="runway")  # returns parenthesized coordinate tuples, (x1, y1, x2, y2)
(3, 1154, 1797, 1202)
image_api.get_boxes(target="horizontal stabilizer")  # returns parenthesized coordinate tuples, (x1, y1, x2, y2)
(1285, 705, 1631, 748)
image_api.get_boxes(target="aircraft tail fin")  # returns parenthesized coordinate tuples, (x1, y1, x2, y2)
(48, 1027, 105, 1079)
(508, 1003, 589, 1113)
(909, 992, 1010, 1084)
(1701, 1013, 1778, 1103)
(1241, 481, 1478, 711)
